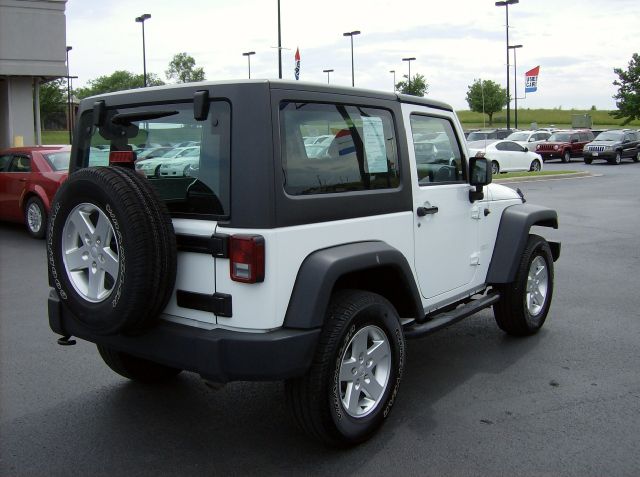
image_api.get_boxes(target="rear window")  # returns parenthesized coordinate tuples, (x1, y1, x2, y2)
(280, 102, 400, 196)
(44, 151, 71, 171)
(77, 101, 230, 217)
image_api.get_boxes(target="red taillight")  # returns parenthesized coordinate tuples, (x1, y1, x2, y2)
(229, 235, 265, 283)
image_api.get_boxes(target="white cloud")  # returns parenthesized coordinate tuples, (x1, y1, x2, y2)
(66, 0, 640, 110)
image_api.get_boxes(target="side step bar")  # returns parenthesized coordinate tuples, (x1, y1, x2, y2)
(404, 293, 501, 339)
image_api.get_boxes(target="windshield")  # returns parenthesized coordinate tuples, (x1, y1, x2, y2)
(44, 151, 71, 171)
(548, 133, 571, 142)
(78, 101, 231, 217)
(507, 132, 530, 141)
(595, 131, 623, 141)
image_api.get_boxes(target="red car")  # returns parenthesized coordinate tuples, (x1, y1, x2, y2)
(0, 146, 70, 238)
(535, 129, 594, 163)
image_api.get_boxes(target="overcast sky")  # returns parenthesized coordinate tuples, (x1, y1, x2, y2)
(66, 0, 639, 110)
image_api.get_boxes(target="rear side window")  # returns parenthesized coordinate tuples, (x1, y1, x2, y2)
(77, 101, 231, 217)
(9, 155, 31, 172)
(280, 102, 400, 196)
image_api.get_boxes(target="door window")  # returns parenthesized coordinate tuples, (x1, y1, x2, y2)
(8, 156, 31, 172)
(409, 115, 464, 185)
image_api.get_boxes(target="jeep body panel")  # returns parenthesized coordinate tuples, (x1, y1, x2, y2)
(486, 203, 559, 284)
(283, 241, 423, 329)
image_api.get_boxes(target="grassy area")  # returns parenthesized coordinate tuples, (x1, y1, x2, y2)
(42, 130, 71, 145)
(456, 109, 640, 130)
(494, 170, 581, 180)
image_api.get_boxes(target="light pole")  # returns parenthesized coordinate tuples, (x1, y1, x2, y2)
(402, 57, 416, 90)
(343, 30, 360, 87)
(135, 13, 151, 86)
(277, 0, 282, 79)
(66, 46, 72, 144)
(323, 69, 334, 84)
(509, 44, 523, 129)
(389, 69, 396, 91)
(242, 51, 256, 79)
(495, 0, 518, 130)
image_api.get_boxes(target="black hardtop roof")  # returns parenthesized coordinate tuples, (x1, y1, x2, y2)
(79, 79, 453, 112)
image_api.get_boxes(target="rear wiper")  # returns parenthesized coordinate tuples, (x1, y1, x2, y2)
(111, 110, 178, 125)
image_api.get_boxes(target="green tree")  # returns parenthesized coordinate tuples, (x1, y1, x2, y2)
(465, 79, 508, 125)
(75, 70, 164, 99)
(395, 73, 429, 97)
(165, 52, 206, 83)
(39, 79, 66, 116)
(610, 53, 640, 125)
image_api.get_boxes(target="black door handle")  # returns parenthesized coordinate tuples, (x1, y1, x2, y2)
(417, 206, 439, 217)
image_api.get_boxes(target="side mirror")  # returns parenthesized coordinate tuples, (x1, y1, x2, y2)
(523, 147, 529, 152)
(469, 156, 492, 202)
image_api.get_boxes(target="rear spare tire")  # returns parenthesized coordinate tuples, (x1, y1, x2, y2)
(47, 166, 176, 335)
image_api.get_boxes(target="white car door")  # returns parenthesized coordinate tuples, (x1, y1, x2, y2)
(404, 105, 482, 302)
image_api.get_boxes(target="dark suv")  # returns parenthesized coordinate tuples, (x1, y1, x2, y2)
(583, 130, 640, 164)
(536, 129, 594, 162)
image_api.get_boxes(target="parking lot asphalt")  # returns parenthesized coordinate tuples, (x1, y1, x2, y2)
(1, 159, 639, 476)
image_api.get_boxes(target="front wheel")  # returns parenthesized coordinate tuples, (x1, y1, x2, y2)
(25, 196, 46, 239)
(613, 152, 622, 165)
(584, 157, 593, 165)
(493, 234, 554, 336)
(529, 159, 541, 172)
(286, 290, 405, 447)
(562, 150, 571, 163)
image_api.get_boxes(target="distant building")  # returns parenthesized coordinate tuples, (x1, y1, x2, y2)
(0, 0, 68, 149)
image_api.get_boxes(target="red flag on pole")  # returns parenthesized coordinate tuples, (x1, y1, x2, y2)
(294, 47, 300, 80)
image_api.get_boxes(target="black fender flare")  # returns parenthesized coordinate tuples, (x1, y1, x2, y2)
(486, 203, 560, 284)
(283, 241, 423, 329)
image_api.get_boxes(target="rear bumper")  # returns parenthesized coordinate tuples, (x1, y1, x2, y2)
(48, 290, 321, 382)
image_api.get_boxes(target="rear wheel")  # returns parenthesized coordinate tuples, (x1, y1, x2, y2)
(634, 150, 640, 163)
(491, 161, 500, 175)
(493, 234, 554, 336)
(562, 150, 571, 163)
(97, 345, 181, 383)
(286, 290, 405, 447)
(25, 196, 46, 239)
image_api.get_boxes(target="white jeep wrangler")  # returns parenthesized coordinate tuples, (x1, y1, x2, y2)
(47, 80, 560, 446)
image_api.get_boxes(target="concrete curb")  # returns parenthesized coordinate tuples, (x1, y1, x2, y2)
(494, 171, 593, 183)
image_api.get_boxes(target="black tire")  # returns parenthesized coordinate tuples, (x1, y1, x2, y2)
(24, 196, 46, 239)
(562, 150, 571, 163)
(97, 345, 181, 382)
(491, 161, 500, 175)
(633, 150, 640, 163)
(154, 164, 162, 178)
(493, 234, 554, 336)
(584, 157, 593, 164)
(47, 166, 176, 335)
(529, 159, 541, 172)
(286, 290, 405, 447)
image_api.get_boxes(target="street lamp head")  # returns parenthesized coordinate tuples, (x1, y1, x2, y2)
(508, 44, 523, 49)
(135, 13, 151, 23)
(389, 69, 395, 73)
(323, 69, 334, 73)
(495, 0, 518, 6)
(402, 57, 416, 62)
(243, 51, 256, 57)
(343, 30, 361, 37)
(66, 46, 72, 52)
